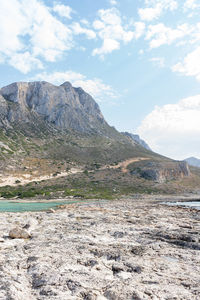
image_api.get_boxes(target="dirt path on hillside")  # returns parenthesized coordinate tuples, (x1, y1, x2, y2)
(107, 157, 150, 173)
(0, 157, 150, 187)
(0, 167, 83, 187)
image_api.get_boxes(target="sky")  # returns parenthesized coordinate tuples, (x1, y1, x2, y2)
(0, 0, 200, 160)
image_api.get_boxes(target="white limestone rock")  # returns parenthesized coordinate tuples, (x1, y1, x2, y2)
(9, 227, 31, 239)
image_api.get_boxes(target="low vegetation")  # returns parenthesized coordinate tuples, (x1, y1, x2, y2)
(1, 164, 199, 200)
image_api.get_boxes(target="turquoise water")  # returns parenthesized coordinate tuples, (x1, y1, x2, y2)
(0, 200, 78, 212)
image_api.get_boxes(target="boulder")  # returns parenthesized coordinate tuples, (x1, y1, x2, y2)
(9, 227, 31, 239)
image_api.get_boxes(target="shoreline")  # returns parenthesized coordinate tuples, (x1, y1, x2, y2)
(0, 195, 199, 299)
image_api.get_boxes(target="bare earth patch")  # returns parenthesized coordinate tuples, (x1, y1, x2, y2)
(0, 167, 82, 187)
(105, 157, 150, 173)
(0, 157, 149, 187)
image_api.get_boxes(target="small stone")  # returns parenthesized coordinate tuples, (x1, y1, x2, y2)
(32, 276, 46, 289)
(81, 291, 96, 300)
(104, 290, 118, 300)
(9, 227, 31, 239)
(130, 246, 145, 256)
(84, 260, 98, 267)
(107, 253, 121, 261)
(66, 279, 81, 293)
(125, 263, 142, 273)
(112, 263, 124, 275)
(112, 231, 124, 238)
(132, 292, 142, 300)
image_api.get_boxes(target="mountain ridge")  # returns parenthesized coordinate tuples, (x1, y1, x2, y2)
(0, 81, 108, 134)
(121, 131, 151, 150)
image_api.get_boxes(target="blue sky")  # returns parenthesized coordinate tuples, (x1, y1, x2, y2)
(0, 0, 200, 159)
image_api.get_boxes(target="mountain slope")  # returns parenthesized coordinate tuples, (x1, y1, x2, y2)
(0, 81, 191, 185)
(0, 81, 145, 170)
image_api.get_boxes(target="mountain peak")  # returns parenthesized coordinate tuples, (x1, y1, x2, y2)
(0, 80, 106, 134)
(60, 81, 73, 89)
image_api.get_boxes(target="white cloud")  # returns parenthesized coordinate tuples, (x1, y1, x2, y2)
(71, 22, 96, 39)
(110, 0, 117, 5)
(32, 71, 118, 102)
(81, 19, 90, 26)
(25, 0, 73, 62)
(133, 22, 146, 39)
(93, 39, 120, 57)
(0, 0, 73, 71)
(92, 8, 134, 57)
(184, 0, 200, 10)
(53, 4, 73, 19)
(138, 95, 200, 159)
(139, 4, 163, 22)
(139, 0, 178, 22)
(172, 46, 200, 81)
(150, 57, 165, 67)
(146, 23, 192, 48)
(9, 52, 43, 74)
(0, 0, 28, 56)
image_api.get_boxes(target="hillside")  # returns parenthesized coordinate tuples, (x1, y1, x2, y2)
(0, 80, 195, 195)
(0, 81, 143, 169)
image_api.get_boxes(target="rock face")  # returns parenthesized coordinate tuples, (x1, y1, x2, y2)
(131, 161, 191, 183)
(184, 157, 200, 168)
(121, 132, 151, 150)
(0, 81, 106, 133)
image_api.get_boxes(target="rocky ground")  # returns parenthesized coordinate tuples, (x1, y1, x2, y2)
(0, 195, 199, 300)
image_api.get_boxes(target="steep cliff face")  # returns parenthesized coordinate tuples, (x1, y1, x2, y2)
(130, 160, 190, 183)
(0, 81, 106, 134)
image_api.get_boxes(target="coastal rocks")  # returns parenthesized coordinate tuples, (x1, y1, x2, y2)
(9, 227, 31, 239)
(0, 196, 199, 299)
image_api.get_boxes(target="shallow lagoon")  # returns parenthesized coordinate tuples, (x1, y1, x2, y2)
(0, 199, 80, 212)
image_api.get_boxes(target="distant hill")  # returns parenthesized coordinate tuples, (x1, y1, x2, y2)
(184, 157, 200, 168)
(121, 132, 151, 150)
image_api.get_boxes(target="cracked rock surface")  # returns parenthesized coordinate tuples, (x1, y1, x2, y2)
(0, 196, 199, 299)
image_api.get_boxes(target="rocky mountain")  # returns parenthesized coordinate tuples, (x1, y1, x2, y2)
(0, 81, 108, 134)
(0, 81, 145, 169)
(0, 81, 191, 183)
(184, 157, 200, 168)
(121, 132, 151, 150)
